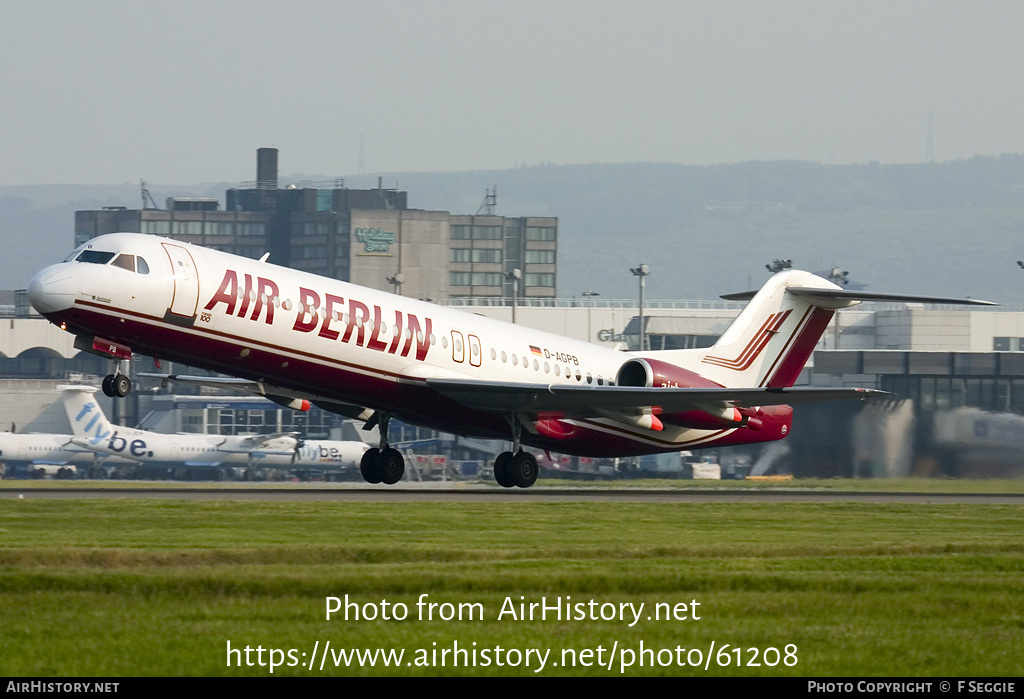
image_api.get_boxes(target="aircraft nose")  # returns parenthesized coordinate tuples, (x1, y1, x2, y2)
(28, 265, 76, 314)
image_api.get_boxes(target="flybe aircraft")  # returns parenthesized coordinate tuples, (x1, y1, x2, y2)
(60, 385, 369, 474)
(28, 233, 993, 488)
(0, 431, 98, 477)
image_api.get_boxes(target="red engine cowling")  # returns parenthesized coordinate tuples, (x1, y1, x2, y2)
(615, 357, 760, 430)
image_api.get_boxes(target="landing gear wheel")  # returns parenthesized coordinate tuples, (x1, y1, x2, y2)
(360, 448, 382, 484)
(113, 374, 131, 398)
(493, 451, 515, 488)
(101, 375, 115, 397)
(378, 448, 405, 485)
(510, 451, 539, 488)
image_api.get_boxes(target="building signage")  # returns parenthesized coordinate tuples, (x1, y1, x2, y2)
(355, 227, 396, 254)
(597, 329, 627, 343)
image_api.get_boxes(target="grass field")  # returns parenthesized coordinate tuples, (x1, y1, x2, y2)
(0, 494, 1022, 676)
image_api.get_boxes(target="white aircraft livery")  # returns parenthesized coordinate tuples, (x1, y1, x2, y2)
(28, 233, 994, 488)
(0, 431, 96, 476)
(60, 385, 368, 472)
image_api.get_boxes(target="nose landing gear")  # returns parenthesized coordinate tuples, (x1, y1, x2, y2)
(101, 371, 131, 398)
(82, 336, 133, 398)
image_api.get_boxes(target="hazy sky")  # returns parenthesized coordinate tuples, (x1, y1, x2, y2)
(3, 1, 1024, 186)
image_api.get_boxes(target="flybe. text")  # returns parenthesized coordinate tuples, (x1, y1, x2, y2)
(203, 270, 432, 361)
(73, 399, 153, 457)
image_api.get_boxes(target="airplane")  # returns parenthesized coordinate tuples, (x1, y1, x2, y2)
(27, 232, 995, 488)
(0, 431, 99, 478)
(60, 385, 369, 475)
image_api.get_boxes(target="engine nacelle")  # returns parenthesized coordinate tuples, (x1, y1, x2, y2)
(616, 357, 721, 390)
(615, 357, 757, 430)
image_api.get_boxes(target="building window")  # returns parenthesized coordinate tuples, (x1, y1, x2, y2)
(141, 220, 171, 236)
(471, 273, 502, 287)
(450, 272, 471, 286)
(173, 221, 203, 236)
(450, 248, 472, 263)
(526, 226, 556, 241)
(472, 249, 502, 263)
(525, 250, 555, 264)
(451, 225, 471, 240)
(994, 337, 1018, 351)
(236, 223, 266, 236)
(525, 273, 555, 287)
(472, 226, 502, 240)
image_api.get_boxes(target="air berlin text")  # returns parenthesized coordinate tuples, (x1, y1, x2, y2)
(203, 270, 432, 361)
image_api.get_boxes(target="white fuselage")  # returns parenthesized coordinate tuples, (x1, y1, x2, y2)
(29, 233, 803, 457)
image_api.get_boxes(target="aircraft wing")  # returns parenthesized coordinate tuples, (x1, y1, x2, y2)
(139, 373, 266, 393)
(69, 437, 105, 452)
(218, 432, 299, 454)
(426, 378, 885, 416)
(231, 432, 298, 449)
(138, 373, 371, 419)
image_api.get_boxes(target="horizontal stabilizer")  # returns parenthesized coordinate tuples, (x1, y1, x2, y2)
(722, 287, 997, 308)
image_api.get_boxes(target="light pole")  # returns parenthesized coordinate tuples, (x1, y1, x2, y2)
(630, 265, 650, 351)
(505, 268, 522, 324)
(582, 290, 600, 343)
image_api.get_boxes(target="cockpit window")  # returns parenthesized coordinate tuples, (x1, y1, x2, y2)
(137, 257, 150, 274)
(75, 250, 116, 265)
(111, 254, 135, 271)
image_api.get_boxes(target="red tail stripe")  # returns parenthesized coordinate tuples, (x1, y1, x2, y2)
(702, 309, 791, 371)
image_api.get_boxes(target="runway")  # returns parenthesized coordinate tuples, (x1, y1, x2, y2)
(3, 483, 1023, 504)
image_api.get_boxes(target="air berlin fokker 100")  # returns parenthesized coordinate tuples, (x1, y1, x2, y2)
(27, 233, 993, 488)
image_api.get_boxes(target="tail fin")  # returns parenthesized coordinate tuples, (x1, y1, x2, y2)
(695, 270, 838, 388)
(652, 270, 997, 389)
(59, 386, 115, 445)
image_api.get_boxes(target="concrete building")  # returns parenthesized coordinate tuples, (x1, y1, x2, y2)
(74, 148, 558, 303)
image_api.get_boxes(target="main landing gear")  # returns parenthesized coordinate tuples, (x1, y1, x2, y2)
(101, 362, 131, 398)
(491, 416, 538, 488)
(493, 450, 538, 488)
(359, 412, 406, 485)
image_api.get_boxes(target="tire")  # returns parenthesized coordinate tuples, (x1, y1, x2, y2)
(493, 451, 515, 488)
(510, 451, 539, 488)
(102, 375, 115, 397)
(360, 448, 382, 484)
(378, 448, 405, 485)
(113, 374, 131, 398)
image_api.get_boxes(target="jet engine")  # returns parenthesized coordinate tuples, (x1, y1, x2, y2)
(615, 357, 762, 430)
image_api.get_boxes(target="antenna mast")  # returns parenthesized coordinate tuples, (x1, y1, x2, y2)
(476, 186, 497, 215)
(140, 179, 160, 209)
